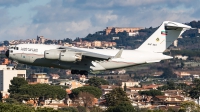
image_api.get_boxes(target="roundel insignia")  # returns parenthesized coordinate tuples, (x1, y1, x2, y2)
(156, 38, 159, 42)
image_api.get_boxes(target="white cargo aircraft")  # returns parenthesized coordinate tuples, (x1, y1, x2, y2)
(6, 21, 191, 75)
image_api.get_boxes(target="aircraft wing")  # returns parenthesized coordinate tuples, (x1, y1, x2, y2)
(59, 46, 115, 60)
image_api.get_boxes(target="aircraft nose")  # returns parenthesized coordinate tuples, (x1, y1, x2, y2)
(5, 50, 9, 58)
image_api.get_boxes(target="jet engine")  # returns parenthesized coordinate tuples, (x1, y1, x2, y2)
(44, 49, 61, 59)
(59, 51, 82, 62)
(44, 49, 82, 62)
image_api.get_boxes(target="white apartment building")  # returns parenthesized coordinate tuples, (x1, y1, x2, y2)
(0, 65, 26, 96)
(121, 81, 140, 88)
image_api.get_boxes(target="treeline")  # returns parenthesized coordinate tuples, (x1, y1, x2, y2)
(170, 49, 200, 57)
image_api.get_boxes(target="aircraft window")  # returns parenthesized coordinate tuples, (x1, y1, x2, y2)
(16, 47, 19, 50)
(10, 50, 13, 53)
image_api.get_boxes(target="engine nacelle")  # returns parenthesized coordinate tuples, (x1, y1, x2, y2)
(59, 51, 82, 62)
(44, 49, 61, 60)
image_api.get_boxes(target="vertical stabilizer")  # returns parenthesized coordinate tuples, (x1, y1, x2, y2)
(137, 21, 191, 53)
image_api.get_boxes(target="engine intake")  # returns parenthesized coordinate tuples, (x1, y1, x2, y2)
(44, 49, 61, 59)
(59, 51, 82, 62)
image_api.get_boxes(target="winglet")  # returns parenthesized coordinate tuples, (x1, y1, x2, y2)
(114, 49, 123, 58)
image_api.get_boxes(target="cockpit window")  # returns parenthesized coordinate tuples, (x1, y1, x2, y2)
(16, 47, 19, 50)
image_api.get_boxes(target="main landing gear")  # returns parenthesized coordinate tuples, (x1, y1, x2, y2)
(71, 70, 88, 75)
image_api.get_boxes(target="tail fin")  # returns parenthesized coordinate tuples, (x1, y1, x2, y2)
(137, 21, 191, 53)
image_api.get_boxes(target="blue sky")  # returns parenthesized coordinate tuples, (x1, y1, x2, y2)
(0, 0, 199, 41)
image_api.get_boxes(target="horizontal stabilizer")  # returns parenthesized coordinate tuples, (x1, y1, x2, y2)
(146, 60, 161, 63)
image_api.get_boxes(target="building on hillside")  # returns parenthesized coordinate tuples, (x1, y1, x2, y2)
(191, 74, 200, 79)
(163, 90, 184, 96)
(50, 74, 60, 80)
(0, 65, 26, 98)
(1, 58, 10, 65)
(175, 71, 191, 78)
(126, 87, 149, 93)
(151, 95, 185, 106)
(121, 81, 140, 88)
(105, 27, 143, 35)
(100, 85, 119, 95)
(112, 37, 119, 40)
(0, 46, 6, 52)
(27, 73, 49, 84)
(91, 41, 102, 47)
(174, 55, 188, 60)
(142, 84, 161, 90)
(37, 36, 46, 44)
(69, 80, 84, 89)
(81, 41, 92, 47)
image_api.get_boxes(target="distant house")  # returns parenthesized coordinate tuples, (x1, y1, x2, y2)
(126, 87, 149, 93)
(50, 74, 60, 80)
(0, 65, 26, 98)
(27, 73, 49, 84)
(121, 81, 140, 88)
(142, 84, 162, 90)
(151, 95, 185, 106)
(163, 90, 184, 96)
(69, 80, 84, 89)
(174, 55, 188, 60)
(174, 71, 191, 78)
(100, 85, 119, 95)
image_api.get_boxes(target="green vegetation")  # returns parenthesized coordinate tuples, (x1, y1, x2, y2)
(170, 49, 200, 57)
(106, 103, 136, 112)
(87, 77, 109, 88)
(139, 90, 163, 97)
(18, 84, 66, 100)
(160, 68, 177, 79)
(105, 88, 131, 107)
(189, 79, 200, 99)
(70, 86, 102, 98)
(7, 77, 66, 105)
(8, 77, 28, 94)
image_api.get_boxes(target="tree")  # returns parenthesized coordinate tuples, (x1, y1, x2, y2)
(18, 84, 66, 105)
(71, 86, 102, 98)
(58, 107, 78, 112)
(180, 101, 200, 112)
(189, 79, 200, 99)
(105, 88, 131, 107)
(158, 81, 176, 90)
(160, 68, 177, 78)
(0, 102, 34, 112)
(8, 77, 28, 94)
(139, 90, 163, 97)
(106, 103, 136, 112)
(78, 92, 94, 107)
(77, 106, 86, 112)
(89, 106, 103, 112)
(124, 83, 127, 91)
(87, 77, 109, 88)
